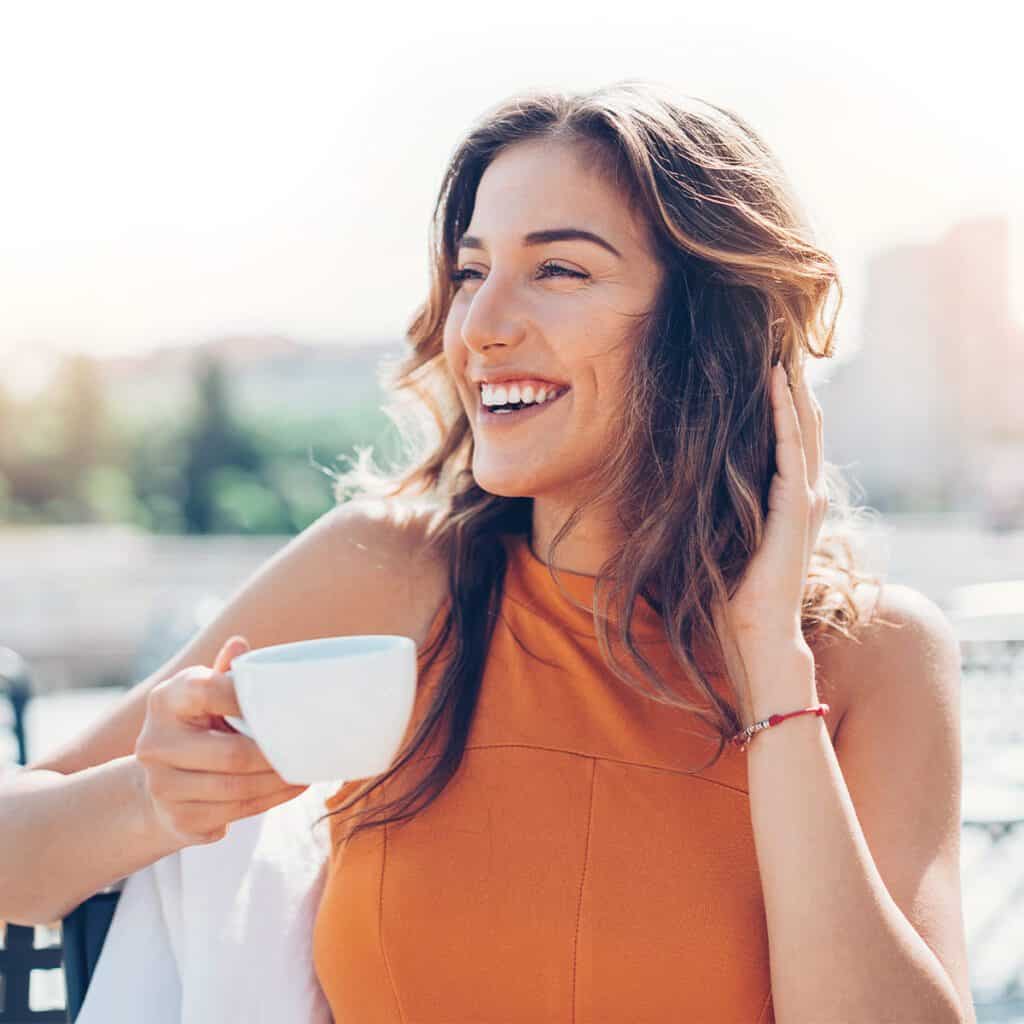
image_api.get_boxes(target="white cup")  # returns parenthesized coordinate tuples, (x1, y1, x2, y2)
(222, 635, 417, 785)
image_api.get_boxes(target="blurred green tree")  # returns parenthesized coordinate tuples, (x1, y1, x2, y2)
(180, 355, 262, 533)
(54, 354, 108, 504)
(1, 343, 402, 532)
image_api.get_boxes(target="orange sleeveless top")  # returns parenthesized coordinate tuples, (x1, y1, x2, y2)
(312, 533, 775, 1023)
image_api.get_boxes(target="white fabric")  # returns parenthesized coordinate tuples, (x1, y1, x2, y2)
(76, 780, 342, 1024)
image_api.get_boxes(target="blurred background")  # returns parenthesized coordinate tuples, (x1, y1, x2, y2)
(1, 0, 1022, 1017)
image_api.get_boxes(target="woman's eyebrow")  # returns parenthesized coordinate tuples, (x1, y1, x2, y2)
(457, 228, 622, 260)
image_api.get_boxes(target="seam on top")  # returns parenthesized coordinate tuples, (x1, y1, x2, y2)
(460, 741, 749, 796)
(756, 987, 774, 1023)
(379, 824, 406, 1023)
(571, 757, 597, 1024)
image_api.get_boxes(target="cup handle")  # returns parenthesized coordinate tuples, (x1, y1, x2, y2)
(221, 670, 254, 739)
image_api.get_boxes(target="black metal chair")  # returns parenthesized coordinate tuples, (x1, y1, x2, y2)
(59, 894, 121, 1022)
(0, 922, 65, 1023)
(0, 648, 31, 767)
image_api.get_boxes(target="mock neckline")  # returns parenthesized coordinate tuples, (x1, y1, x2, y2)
(501, 532, 667, 642)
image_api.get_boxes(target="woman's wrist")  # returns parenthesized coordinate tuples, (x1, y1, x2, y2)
(124, 754, 189, 858)
(740, 645, 818, 726)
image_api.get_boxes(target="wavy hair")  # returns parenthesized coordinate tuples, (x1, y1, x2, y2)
(320, 81, 884, 843)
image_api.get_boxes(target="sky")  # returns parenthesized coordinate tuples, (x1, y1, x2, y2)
(1, 0, 1021, 396)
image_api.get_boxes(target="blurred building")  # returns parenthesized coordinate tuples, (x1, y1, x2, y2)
(0, 526, 286, 693)
(823, 215, 1024, 523)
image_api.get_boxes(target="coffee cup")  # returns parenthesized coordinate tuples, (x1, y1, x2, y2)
(222, 634, 417, 785)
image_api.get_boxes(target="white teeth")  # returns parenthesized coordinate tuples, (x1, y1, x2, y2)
(479, 382, 566, 407)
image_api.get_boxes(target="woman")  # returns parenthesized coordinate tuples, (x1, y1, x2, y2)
(2, 82, 974, 1022)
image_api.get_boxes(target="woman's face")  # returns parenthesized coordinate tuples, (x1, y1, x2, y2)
(442, 138, 664, 503)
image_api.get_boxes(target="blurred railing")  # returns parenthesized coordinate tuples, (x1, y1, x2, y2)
(0, 649, 31, 766)
(949, 583, 1024, 1021)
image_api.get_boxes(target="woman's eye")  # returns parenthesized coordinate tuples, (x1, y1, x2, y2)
(450, 262, 588, 286)
(538, 262, 587, 280)
(451, 267, 484, 284)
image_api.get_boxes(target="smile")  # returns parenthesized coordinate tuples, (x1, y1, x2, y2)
(477, 387, 571, 428)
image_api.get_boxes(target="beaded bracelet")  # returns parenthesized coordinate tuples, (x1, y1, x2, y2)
(730, 703, 830, 753)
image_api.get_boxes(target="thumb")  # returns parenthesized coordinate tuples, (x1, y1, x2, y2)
(213, 635, 250, 674)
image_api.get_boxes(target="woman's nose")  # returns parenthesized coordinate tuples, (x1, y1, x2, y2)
(459, 275, 527, 353)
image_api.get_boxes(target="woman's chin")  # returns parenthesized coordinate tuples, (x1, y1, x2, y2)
(472, 462, 544, 499)
(473, 476, 537, 499)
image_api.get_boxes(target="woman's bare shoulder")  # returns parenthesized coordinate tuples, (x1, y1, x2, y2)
(312, 496, 451, 648)
(805, 578, 879, 739)
(813, 579, 945, 739)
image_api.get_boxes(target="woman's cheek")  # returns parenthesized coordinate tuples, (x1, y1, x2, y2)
(441, 321, 463, 373)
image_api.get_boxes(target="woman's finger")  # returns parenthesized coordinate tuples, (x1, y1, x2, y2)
(792, 357, 823, 490)
(206, 638, 251, 731)
(771, 362, 808, 488)
(137, 725, 272, 775)
(152, 668, 244, 723)
(148, 765, 292, 804)
(213, 635, 250, 674)
(164, 786, 308, 840)
(813, 381, 825, 490)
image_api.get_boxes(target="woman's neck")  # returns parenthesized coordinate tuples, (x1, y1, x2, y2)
(529, 498, 622, 578)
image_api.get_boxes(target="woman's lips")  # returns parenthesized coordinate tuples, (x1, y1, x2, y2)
(476, 387, 571, 428)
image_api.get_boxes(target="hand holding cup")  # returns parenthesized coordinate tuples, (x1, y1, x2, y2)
(134, 635, 308, 848)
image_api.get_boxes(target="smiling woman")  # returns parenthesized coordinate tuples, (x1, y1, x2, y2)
(327, 81, 865, 812)
(310, 82, 974, 1022)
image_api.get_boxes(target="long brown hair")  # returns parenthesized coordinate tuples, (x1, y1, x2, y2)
(321, 81, 883, 842)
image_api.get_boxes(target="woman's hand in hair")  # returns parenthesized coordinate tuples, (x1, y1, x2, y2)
(134, 635, 308, 848)
(713, 356, 828, 716)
